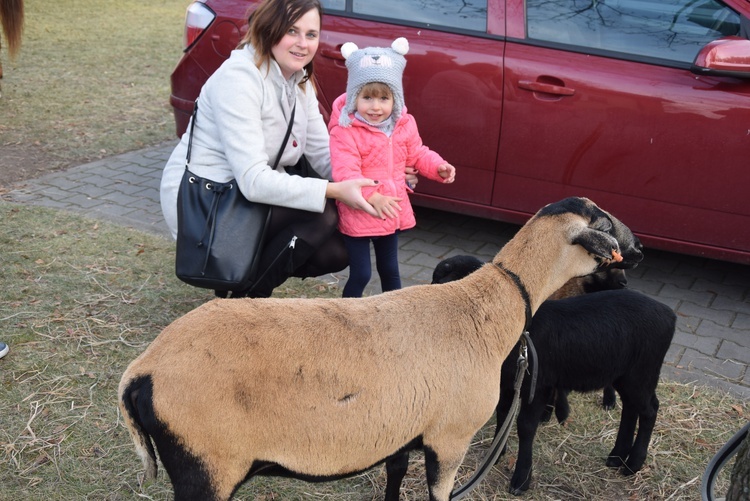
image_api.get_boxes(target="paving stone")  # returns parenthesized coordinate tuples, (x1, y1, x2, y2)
(672, 331, 720, 357)
(677, 302, 734, 327)
(680, 348, 744, 381)
(697, 320, 749, 347)
(733, 313, 750, 330)
(692, 278, 746, 301)
(662, 284, 715, 308)
(717, 340, 750, 365)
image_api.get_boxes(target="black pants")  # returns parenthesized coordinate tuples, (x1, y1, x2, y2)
(234, 199, 346, 298)
(342, 232, 401, 298)
(265, 198, 347, 278)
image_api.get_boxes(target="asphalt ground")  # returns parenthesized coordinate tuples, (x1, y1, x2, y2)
(4, 141, 749, 399)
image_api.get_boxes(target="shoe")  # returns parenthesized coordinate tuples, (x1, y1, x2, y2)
(0, 342, 8, 359)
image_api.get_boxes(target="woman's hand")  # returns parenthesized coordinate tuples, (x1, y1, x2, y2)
(368, 191, 403, 219)
(405, 166, 419, 190)
(326, 179, 379, 217)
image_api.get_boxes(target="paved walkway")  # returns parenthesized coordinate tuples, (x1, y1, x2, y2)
(4, 142, 750, 399)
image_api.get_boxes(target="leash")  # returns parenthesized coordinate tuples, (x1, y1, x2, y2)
(701, 420, 750, 501)
(450, 264, 537, 500)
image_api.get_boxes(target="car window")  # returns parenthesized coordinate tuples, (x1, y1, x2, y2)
(321, 0, 488, 32)
(526, 0, 742, 64)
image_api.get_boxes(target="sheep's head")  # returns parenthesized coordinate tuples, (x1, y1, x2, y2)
(536, 197, 644, 271)
(582, 268, 628, 292)
(431, 255, 484, 284)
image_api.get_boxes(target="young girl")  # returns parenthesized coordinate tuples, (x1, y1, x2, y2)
(329, 38, 456, 298)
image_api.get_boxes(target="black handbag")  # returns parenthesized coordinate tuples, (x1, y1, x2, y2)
(175, 101, 295, 294)
(285, 153, 321, 179)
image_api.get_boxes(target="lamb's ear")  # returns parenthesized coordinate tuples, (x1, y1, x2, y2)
(572, 227, 620, 262)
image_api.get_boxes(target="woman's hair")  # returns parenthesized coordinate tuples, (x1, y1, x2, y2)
(239, 0, 323, 87)
(358, 82, 393, 99)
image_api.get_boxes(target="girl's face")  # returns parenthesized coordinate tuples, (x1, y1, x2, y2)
(356, 91, 394, 124)
(271, 8, 320, 80)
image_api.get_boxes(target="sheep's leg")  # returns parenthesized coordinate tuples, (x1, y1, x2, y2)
(540, 389, 557, 423)
(384, 451, 409, 501)
(509, 388, 551, 495)
(167, 456, 224, 501)
(621, 393, 659, 475)
(553, 389, 570, 424)
(424, 441, 468, 501)
(606, 398, 639, 469)
(602, 386, 617, 410)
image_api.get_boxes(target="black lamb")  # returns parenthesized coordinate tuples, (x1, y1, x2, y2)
(432, 254, 622, 419)
(496, 288, 676, 494)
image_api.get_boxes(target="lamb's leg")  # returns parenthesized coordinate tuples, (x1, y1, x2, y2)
(602, 386, 617, 410)
(621, 393, 659, 475)
(508, 387, 552, 495)
(539, 389, 557, 423)
(553, 389, 570, 424)
(606, 398, 639, 469)
(384, 451, 409, 501)
(494, 385, 515, 459)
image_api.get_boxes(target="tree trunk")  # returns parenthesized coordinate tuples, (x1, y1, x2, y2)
(727, 432, 750, 501)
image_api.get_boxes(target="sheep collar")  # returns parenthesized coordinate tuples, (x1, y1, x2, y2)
(494, 262, 532, 332)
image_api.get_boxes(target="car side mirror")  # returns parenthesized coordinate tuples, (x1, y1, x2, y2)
(691, 36, 750, 79)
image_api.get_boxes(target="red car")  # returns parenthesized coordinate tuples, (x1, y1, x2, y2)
(169, 0, 750, 265)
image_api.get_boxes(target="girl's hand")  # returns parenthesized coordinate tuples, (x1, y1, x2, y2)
(368, 191, 403, 219)
(438, 163, 456, 184)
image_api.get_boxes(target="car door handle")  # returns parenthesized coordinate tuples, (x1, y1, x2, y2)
(518, 80, 576, 96)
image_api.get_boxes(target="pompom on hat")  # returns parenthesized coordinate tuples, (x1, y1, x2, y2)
(338, 37, 409, 127)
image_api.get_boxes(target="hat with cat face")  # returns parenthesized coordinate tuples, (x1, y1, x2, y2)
(339, 37, 409, 127)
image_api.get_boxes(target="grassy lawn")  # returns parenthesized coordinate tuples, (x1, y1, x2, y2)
(0, 0, 186, 178)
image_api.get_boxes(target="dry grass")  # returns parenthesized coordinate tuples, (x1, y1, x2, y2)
(1, 200, 746, 500)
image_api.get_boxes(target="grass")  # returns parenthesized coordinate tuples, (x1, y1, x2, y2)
(1, 200, 747, 500)
(0, 0, 186, 170)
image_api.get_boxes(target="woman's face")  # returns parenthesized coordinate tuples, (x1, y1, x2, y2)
(271, 8, 321, 80)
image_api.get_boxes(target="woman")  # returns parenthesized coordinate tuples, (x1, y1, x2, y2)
(160, 0, 394, 298)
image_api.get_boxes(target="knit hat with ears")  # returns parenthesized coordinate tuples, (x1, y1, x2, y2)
(338, 37, 409, 127)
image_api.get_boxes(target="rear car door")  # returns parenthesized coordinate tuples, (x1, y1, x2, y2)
(496, 0, 750, 260)
(316, 0, 505, 209)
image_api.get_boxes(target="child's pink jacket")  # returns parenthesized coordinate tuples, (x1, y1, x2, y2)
(328, 93, 446, 237)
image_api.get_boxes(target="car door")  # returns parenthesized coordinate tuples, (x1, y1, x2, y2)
(496, 0, 750, 260)
(315, 0, 505, 208)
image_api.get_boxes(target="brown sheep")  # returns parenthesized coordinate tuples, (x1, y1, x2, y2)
(118, 197, 643, 501)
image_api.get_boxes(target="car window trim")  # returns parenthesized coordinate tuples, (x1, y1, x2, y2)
(509, 37, 697, 73)
(322, 9, 500, 40)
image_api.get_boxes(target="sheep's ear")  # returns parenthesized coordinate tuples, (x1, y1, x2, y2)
(572, 227, 620, 263)
(341, 42, 358, 59)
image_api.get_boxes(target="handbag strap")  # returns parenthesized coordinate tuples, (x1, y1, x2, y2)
(185, 100, 297, 170)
